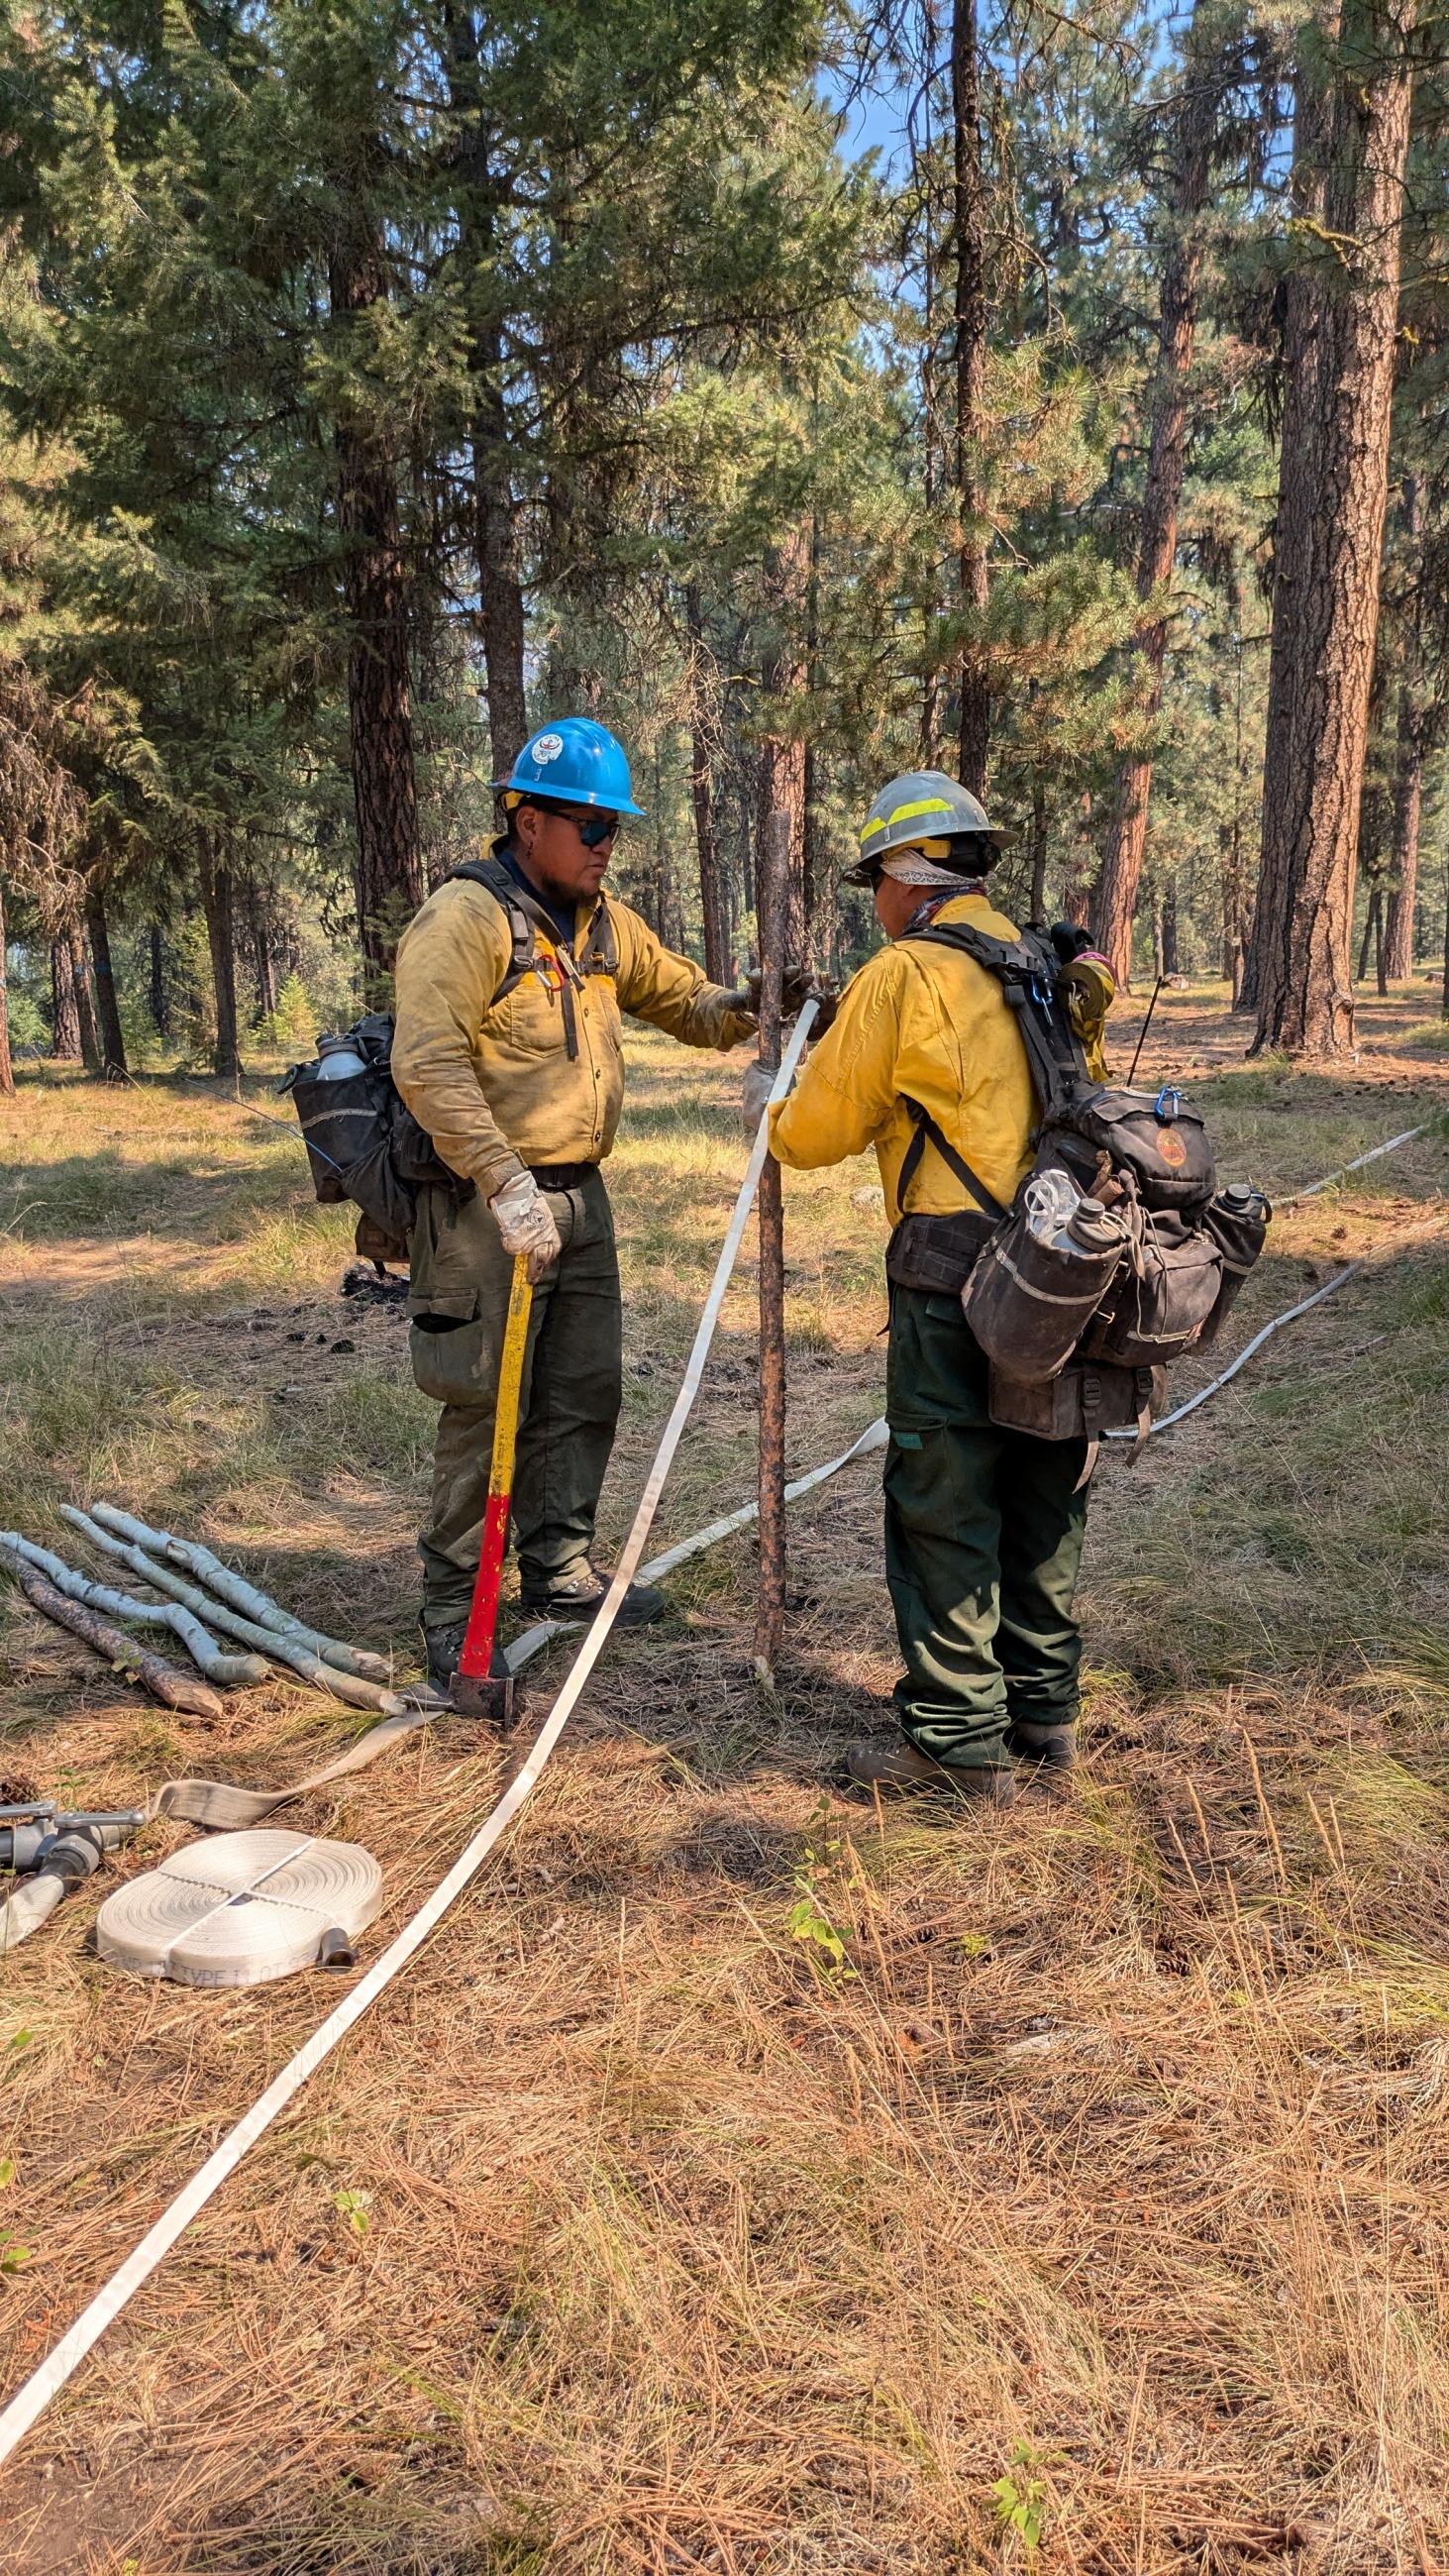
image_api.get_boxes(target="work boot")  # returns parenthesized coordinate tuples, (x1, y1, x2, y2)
(421, 1620, 467, 1693)
(518, 1563, 668, 1627)
(844, 1742, 1016, 1805)
(1005, 1718, 1077, 1770)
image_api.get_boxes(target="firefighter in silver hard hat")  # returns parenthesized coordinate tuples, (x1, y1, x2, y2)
(757, 768, 1115, 1803)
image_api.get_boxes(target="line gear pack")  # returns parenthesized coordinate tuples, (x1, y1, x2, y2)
(282, 855, 619, 1265)
(890, 917, 1271, 1454)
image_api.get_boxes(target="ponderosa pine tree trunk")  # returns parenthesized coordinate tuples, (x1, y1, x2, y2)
(686, 584, 729, 983)
(0, 876, 13, 1096)
(1357, 884, 1381, 983)
(149, 923, 168, 1037)
(1091, 19, 1213, 986)
(198, 839, 241, 1079)
(1383, 708, 1423, 982)
(441, 13, 528, 773)
(246, 872, 278, 1020)
(51, 936, 81, 1060)
(67, 918, 101, 1073)
(952, 0, 990, 796)
(1250, 0, 1415, 1058)
(328, 222, 423, 1002)
(756, 528, 809, 962)
(1383, 476, 1426, 982)
(85, 880, 127, 1076)
(1239, 39, 1335, 1023)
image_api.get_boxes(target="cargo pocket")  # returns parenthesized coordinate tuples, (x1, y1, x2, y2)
(410, 1297, 490, 1407)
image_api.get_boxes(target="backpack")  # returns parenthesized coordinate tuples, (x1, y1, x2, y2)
(281, 857, 619, 1264)
(894, 918, 1271, 1448)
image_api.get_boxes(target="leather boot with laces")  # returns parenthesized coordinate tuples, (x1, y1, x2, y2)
(518, 1563, 668, 1627)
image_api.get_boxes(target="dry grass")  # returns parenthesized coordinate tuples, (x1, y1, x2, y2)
(0, 986, 1447, 2576)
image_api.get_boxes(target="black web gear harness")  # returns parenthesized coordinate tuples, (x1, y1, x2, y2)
(447, 853, 620, 1063)
(893, 920, 1087, 1222)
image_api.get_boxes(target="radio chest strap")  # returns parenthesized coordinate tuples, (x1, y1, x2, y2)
(446, 856, 619, 1063)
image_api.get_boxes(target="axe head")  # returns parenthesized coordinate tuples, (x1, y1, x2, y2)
(449, 1665, 517, 1727)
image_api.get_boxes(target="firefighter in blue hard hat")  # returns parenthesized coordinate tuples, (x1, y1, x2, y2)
(392, 716, 816, 1692)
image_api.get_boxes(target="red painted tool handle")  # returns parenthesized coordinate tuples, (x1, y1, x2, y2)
(459, 1494, 511, 1680)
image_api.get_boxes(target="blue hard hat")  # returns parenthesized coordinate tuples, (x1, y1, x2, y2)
(493, 716, 644, 816)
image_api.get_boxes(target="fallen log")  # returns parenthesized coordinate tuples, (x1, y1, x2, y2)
(0, 1551, 225, 1721)
(58, 1511, 407, 1716)
(0, 1533, 268, 1687)
(87, 1505, 393, 1683)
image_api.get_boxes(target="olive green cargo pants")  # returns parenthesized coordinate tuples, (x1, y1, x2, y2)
(883, 1282, 1089, 1770)
(408, 1170, 622, 1636)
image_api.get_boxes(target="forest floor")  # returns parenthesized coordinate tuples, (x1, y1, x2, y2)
(0, 978, 1447, 2576)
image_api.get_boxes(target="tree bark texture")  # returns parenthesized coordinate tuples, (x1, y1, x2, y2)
(149, 923, 168, 1036)
(442, 14, 529, 772)
(1383, 476, 1426, 981)
(50, 934, 81, 1060)
(1250, 0, 1415, 1058)
(755, 529, 809, 962)
(1383, 709, 1423, 981)
(686, 584, 729, 982)
(67, 917, 101, 1073)
(1239, 42, 1335, 1021)
(1091, 25, 1213, 986)
(198, 839, 241, 1079)
(0, 875, 13, 1096)
(1028, 771, 1048, 921)
(329, 227, 423, 1002)
(0, 1553, 224, 1721)
(85, 880, 127, 1076)
(952, 0, 990, 795)
(251, 881, 278, 1020)
(754, 808, 791, 1682)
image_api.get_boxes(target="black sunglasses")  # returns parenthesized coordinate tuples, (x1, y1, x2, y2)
(530, 798, 622, 850)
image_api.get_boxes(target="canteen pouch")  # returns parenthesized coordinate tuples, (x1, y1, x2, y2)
(987, 1360, 1165, 1442)
(962, 1199, 1128, 1380)
(1194, 1186, 1273, 1352)
(1078, 1208, 1224, 1369)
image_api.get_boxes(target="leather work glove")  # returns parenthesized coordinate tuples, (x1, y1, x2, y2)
(742, 1057, 792, 1133)
(737, 962, 839, 1034)
(488, 1169, 563, 1284)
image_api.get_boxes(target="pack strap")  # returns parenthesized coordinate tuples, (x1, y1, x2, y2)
(446, 855, 618, 1064)
(903, 919, 1089, 1119)
(897, 1099, 1008, 1225)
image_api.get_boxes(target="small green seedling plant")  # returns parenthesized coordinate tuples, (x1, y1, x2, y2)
(991, 2441, 1049, 2556)
(0, 2156, 33, 2275)
(787, 1801, 858, 1983)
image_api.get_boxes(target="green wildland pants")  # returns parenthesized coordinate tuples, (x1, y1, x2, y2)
(884, 1282, 1089, 1770)
(408, 1169, 622, 1634)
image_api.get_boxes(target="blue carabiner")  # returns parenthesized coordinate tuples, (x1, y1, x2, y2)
(1154, 1085, 1181, 1123)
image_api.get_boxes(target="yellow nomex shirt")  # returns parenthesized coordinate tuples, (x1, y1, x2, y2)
(770, 892, 1109, 1222)
(392, 873, 754, 1202)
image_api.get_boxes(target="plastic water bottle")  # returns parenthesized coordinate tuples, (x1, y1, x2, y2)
(1024, 1168, 1082, 1248)
(315, 1033, 367, 1082)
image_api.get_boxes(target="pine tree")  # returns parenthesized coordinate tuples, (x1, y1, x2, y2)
(1250, 0, 1418, 1057)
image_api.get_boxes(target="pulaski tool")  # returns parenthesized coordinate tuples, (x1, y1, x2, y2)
(451, 1251, 532, 1723)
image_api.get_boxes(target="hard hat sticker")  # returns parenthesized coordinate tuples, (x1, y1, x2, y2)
(532, 733, 564, 764)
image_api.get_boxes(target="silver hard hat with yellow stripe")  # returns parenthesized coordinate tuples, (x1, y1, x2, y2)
(843, 769, 1007, 885)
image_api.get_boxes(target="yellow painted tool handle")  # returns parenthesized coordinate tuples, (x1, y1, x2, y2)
(486, 1253, 533, 1504)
